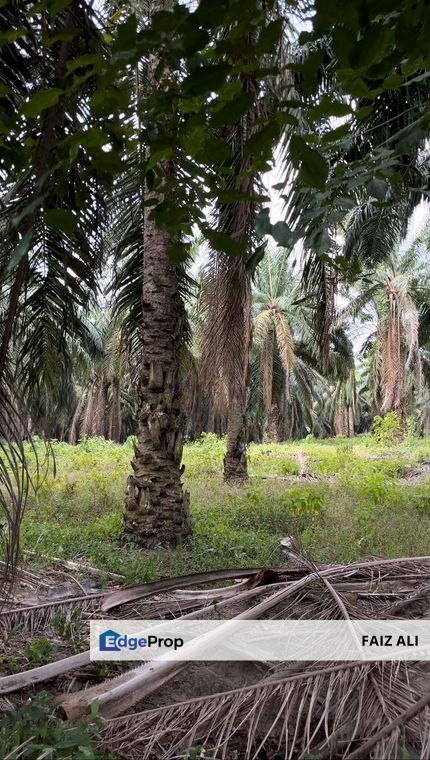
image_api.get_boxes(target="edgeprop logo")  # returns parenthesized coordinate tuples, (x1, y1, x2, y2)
(99, 629, 184, 652)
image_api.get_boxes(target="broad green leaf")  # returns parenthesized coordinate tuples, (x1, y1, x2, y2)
(255, 208, 272, 237)
(331, 26, 356, 69)
(244, 121, 280, 160)
(255, 19, 283, 54)
(195, 136, 230, 164)
(114, 15, 137, 52)
(66, 54, 99, 74)
(352, 24, 394, 69)
(218, 80, 242, 101)
(45, 209, 78, 234)
(383, 73, 404, 89)
(245, 242, 266, 272)
(167, 241, 189, 263)
(22, 88, 63, 118)
(309, 94, 352, 121)
(194, 0, 231, 29)
(205, 229, 246, 256)
(90, 88, 130, 117)
(179, 25, 210, 56)
(211, 92, 255, 127)
(290, 136, 328, 191)
(152, 10, 179, 33)
(321, 123, 351, 143)
(368, 178, 388, 201)
(43, 28, 78, 47)
(183, 63, 231, 96)
(271, 221, 294, 248)
(182, 126, 206, 156)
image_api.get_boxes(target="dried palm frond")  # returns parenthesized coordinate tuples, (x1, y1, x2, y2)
(101, 568, 275, 613)
(60, 557, 430, 722)
(100, 660, 430, 760)
(0, 592, 105, 637)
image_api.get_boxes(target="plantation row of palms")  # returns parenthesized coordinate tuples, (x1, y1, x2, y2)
(16, 225, 430, 449)
(1, 0, 430, 557)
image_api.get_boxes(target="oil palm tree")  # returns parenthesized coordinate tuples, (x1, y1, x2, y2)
(341, 231, 430, 420)
(252, 247, 296, 441)
(199, 9, 285, 480)
(68, 310, 133, 444)
(0, 0, 106, 591)
(251, 248, 358, 440)
(118, 0, 192, 547)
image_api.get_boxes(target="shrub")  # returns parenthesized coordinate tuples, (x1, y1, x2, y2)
(372, 412, 403, 445)
(0, 694, 112, 759)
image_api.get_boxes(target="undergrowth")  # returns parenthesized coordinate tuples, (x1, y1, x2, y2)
(18, 432, 430, 582)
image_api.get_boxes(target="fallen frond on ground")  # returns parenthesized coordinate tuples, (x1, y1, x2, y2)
(2, 549, 430, 758)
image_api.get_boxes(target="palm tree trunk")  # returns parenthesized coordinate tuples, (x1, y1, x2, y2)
(81, 382, 96, 438)
(348, 405, 355, 437)
(124, 0, 191, 547)
(223, 266, 252, 482)
(93, 375, 107, 437)
(265, 403, 281, 443)
(224, 393, 248, 481)
(69, 392, 87, 444)
(207, 406, 215, 433)
(108, 380, 122, 443)
(124, 210, 191, 546)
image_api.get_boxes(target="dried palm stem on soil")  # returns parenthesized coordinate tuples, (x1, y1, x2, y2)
(0, 592, 106, 636)
(100, 660, 430, 760)
(58, 556, 430, 722)
(0, 578, 281, 698)
(0, 651, 92, 696)
(100, 567, 282, 612)
(4, 554, 430, 758)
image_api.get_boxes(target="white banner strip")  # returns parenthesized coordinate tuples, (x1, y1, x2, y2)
(90, 620, 430, 661)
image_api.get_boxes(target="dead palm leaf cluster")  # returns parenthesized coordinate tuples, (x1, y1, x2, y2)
(2, 549, 430, 758)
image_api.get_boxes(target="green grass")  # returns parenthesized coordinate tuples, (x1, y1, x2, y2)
(19, 432, 430, 584)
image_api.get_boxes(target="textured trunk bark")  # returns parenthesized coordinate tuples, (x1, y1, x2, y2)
(124, 0, 191, 545)
(223, 276, 251, 482)
(207, 406, 215, 433)
(265, 403, 281, 443)
(334, 405, 345, 436)
(124, 212, 191, 546)
(347, 405, 355, 437)
(224, 395, 248, 481)
(81, 382, 96, 438)
(69, 392, 86, 444)
(93, 376, 107, 437)
(108, 380, 122, 443)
